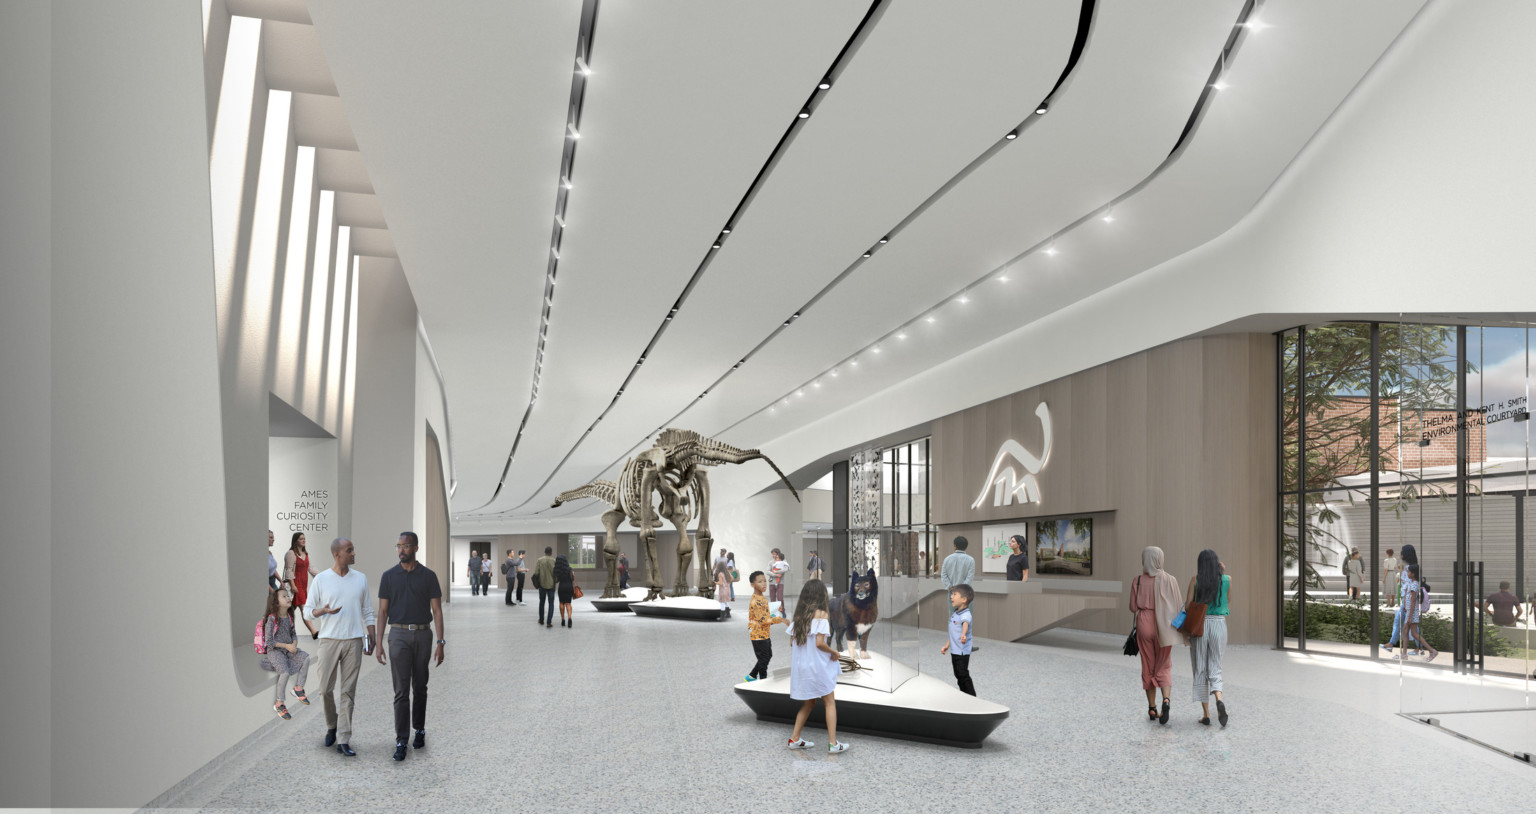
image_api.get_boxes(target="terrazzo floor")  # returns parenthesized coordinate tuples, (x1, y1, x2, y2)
(155, 588, 1536, 812)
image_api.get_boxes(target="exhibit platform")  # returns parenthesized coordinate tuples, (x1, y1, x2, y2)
(734, 650, 1009, 748)
(630, 595, 726, 621)
(590, 586, 651, 612)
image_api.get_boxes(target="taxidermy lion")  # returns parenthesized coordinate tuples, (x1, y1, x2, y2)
(829, 569, 879, 659)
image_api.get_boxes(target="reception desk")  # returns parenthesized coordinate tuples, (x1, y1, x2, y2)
(885, 576, 1122, 642)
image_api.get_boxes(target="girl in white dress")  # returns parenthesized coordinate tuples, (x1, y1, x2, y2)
(785, 580, 849, 753)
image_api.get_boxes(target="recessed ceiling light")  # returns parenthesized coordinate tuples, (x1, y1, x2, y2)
(1211, 80, 1229, 91)
(1035, 103, 1048, 115)
(798, 109, 810, 119)
(1005, 130, 1018, 140)
(897, 332, 907, 340)
(957, 295, 969, 304)
(783, 399, 791, 406)
(1245, 19, 1268, 32)
(797, 390, 805, 397)
(813, 381, 821, 388)
(851, 359, 859, 366)
(998, 275, 1009, 283)
(1044, 243, 1059, 257)
(871, 346, 881, 354)
(926, 316, 936, 323)
(831, 369, 839, 377)
(1101, 211, 1115, 223)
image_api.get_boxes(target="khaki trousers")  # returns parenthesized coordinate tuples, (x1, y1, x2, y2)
(316, 637, 362, 743)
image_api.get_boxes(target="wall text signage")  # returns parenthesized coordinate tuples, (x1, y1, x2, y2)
(971, 402, 1053, 510)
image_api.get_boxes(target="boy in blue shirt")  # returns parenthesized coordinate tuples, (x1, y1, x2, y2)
(940, 583, 976, 696)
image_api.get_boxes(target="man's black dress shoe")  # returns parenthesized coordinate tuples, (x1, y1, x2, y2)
(393, 741, 407, 761)
(336, 743, 356, 757)
(324, 728, 337, 747)
(413, 730, 426, 749)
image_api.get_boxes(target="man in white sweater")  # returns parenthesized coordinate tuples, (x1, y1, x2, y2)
(305, 537, 376, 757)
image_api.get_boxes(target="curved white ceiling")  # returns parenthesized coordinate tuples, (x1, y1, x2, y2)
(280, 0, 1430, 530)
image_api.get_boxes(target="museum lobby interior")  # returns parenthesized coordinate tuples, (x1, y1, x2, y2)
(5, 0, 1536, 809)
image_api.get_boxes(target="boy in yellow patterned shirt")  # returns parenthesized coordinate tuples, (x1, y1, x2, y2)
(745, 571, 787, 682)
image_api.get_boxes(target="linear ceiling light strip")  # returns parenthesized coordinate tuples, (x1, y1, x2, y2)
(721, 0, 1262, 439)
(464, 0, 601, 514)
(479, 0, 890, 517)
(500, 0, 1100, 520)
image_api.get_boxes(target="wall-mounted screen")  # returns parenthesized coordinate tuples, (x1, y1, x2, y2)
(1034, 517, 1092, 576)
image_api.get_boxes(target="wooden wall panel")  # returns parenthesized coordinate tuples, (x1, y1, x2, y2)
(931, 334, 1277, 643)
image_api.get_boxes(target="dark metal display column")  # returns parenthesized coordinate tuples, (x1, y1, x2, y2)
(832, 460, 849, 592)
(1297, 327, 1309, 649)
(1454, 325, 1470, 672)
(1369, 323, 1381, 658)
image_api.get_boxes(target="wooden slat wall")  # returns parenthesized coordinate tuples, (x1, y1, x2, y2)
(931, 334, 1278, 644)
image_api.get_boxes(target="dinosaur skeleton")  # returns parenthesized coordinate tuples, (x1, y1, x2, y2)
(551, 429, 800, 601)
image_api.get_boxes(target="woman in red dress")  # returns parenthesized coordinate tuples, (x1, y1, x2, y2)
(283, 532, 320, 637)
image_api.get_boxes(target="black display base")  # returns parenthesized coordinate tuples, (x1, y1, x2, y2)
(734, 669, 1008, 748)
(630, 599, 725, 621)
(590, 597, 641, 612)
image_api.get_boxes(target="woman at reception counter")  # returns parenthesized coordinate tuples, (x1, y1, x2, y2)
(1005, 535, 1030, 581)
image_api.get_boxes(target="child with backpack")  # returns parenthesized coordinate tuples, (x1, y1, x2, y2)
(257, 582, 310, 719)
(1399, 564, 1438, 663)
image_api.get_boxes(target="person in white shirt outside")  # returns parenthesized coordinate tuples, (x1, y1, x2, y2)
(305, 537, 377, 757)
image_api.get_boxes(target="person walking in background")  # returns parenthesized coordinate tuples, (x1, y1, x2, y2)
(305, 537, 376, 757)
(1185, 550, 1231, 728)
(502, 550, 518, 606)
(1131, 546, 1182, 725)
(713, 548, 730, 598)
(535, 547, 557, 628)
(1382, 548, 1401, 608)
(514, 550, 528, 605)
(1484, 581, 1523, 628)
(1384, 544, 1419, 653)
(618, 552, 630, 590)
(1344, 547, 1364, 601)
(1399, 563, 1438, 662)
(376, 532, 444, 761)
(554, 554, 575, 628)
(940, 583, 976, 696)
(942, 537, 975, 612)
(284, 532, 320, 637)
(260, 583, 309, 720)
(768, 549, 790, 606)
(467, 550, 483, 596)
(806, 550, 825, 583)
(785, 580, 848, 754)
(481, 554, 493, 597)
(267, 530, 281, 593)
(744, 570, 788, 682)
(1005, 535, 1030, 582)
(715, 560, 732, 616)
(726, 551, 739, 602)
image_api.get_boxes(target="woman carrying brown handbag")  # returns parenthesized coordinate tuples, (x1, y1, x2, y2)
(1185, 549, 1231, 728)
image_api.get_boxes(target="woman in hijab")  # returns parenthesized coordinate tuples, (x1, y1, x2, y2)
(1129, 546, 1183, 724)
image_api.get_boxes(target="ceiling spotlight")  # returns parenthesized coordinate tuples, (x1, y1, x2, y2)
(561, 177, 573, 190)
(770, 407, 776, 414)
(797, 390, 805, 397)
(957, 295, 969, 304)
(712, 242, 721, 249)
(722, 228, 731, 234)
(1245, 19, 1268, 32)
(1005, 129, 1018, 140)
(879, 236, 889, 244)
(1101, 210, 1116, 223)
(818, 79, 832, 90)
(555, 213, 565, 228)
(926, 316, 936, 324)
(783, 399, 791, 406)
(998, 275, 1009, 283)
(567, 123, 581, 139)
(897, 332, 907, 340)
(863, 251, 872, 258)
(1211, 80, 1229, 91)
(871, 346, 881, 354)
(851, 359, 859, 367)
(813, 381, 821, 388)
(1044, 242, 1059, 257)
(551, 246, 560, 259)
(831, 369, 839, 377)
(1035, 103, 1048, 115)
(798, 109, 810, 119)
(575, 56, 591, 76)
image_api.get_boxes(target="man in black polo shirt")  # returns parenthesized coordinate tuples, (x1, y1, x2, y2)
(376, 531, 444, 761)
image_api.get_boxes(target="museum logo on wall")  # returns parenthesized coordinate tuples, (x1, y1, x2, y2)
(970, 402, 1053, 510)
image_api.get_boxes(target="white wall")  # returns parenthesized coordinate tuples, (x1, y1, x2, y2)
(708, 486, 803, 595)
(414, 321, 450, 568)
(0, 1, 53, 806)
(269, 436, 340, 541)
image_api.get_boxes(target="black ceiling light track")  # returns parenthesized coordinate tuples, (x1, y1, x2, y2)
(483, 0, 890, 517)
(493, 0, 1102, 520)
(465, 0, 601, 514)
